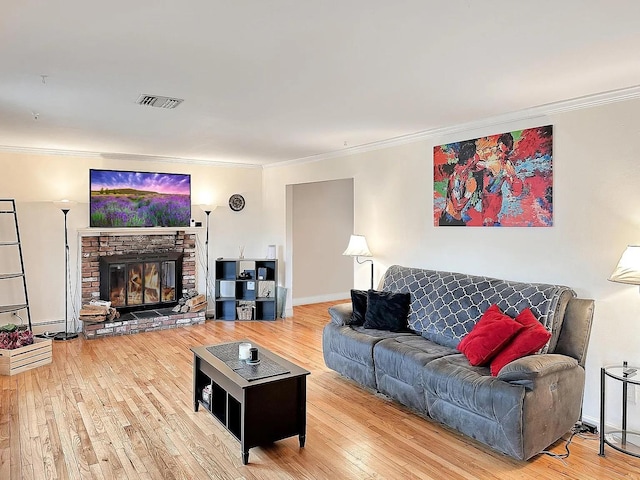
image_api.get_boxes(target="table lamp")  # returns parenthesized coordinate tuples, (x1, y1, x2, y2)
(343, 234, 374, 289)
(609, 245, 640, 288)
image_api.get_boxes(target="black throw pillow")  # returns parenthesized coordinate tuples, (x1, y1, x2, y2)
(363, 290, 410, 332)
(350, 289, 368, 326)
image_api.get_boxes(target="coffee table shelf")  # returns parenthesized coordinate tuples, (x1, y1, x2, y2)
(192, 340, 309, 464)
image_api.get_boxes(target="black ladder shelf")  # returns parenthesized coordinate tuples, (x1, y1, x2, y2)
(0, 199, 32, 330)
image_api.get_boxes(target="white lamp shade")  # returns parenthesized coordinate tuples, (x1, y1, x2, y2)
(609, 245, 640, 285)
(53, 199, 77, 211)
(343, 235, 372, 257)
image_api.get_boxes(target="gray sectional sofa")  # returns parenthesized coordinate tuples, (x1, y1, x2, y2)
(323, 265, 594, 460)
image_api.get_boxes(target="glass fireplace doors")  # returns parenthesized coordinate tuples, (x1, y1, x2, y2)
(100, 253, 182, 312)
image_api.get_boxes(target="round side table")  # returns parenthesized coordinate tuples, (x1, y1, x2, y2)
(600, 361, 640, 457)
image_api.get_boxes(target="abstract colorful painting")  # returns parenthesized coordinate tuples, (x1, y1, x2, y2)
(434, 125, 553, 227)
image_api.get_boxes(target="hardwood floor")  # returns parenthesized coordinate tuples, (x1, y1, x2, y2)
(1, 301, 638, 479)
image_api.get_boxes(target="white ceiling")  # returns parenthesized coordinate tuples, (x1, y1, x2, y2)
(2, 1, 640, 167)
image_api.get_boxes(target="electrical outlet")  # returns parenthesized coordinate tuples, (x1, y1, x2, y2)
(581, 421, 598, 434)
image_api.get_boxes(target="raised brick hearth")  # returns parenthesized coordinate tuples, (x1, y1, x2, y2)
(83, 307, 204, 339)
(80, 230, 204, 339)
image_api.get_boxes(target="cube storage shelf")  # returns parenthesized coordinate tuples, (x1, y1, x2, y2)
(215, 258, 278, 320)
(195, 368, 242, 440)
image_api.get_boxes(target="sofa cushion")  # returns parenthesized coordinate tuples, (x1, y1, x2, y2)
(553, 298, 594, 367)
(381, 265, 575, 351)
(422, 354, 527, 459)
(490, 308, 552, 376)
(322, 322, 414, 389)
(350, 289, 368, 325)
(373, 335, 458, 412)
(363, 290, 410, 332)
(457, 304, 523, 366)
(546, 288, 574, 353)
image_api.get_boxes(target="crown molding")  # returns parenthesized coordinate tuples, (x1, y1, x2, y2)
(266, 84, 640, 169)
(99, 153, 263, 168)
(0, 145, 102, 158)
(2, 84, 639, 170)
(0, 146, 263, 169)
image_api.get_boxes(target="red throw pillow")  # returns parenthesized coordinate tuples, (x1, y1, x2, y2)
(457, 304, 524, 366)
(490, 308, 552, 376)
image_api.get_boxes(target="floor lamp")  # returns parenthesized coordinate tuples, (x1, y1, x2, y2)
(343, 234, 374, 289)
(200, 205, 217, 319)
(53, 200, 78, 341)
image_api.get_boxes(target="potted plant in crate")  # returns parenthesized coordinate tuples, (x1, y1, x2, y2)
(0, 323, 33, 348)
(0, 324, 52, 375)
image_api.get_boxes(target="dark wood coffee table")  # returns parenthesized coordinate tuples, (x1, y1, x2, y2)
(191, 340, 310, 464)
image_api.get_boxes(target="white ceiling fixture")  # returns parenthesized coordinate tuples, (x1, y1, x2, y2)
(136, 94, 184, 109)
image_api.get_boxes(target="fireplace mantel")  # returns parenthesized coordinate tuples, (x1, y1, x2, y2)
(77, 227, 202, 237)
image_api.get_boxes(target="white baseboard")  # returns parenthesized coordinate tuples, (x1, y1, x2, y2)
(31, 321, 66, 336)
(292, 292, 350, 306)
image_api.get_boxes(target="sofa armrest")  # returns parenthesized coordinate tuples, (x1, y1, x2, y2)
(328, 303, 353, 326)
(497, 354, 578, 386)
(506, 354, 585, 459)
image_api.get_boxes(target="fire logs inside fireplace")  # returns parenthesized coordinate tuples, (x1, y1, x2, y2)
(99, 252, 183, 313)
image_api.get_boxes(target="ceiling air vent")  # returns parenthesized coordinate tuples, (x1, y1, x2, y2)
(136, 94, 184, 109)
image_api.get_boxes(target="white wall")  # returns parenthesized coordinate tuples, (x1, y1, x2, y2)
(263, 97, 640, 432)
(2, 95, 639, 432)
(0, 151, 263, 331)
(291, 179, 353, 305)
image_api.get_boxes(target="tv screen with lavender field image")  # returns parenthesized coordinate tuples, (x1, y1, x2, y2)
(90, 169, 191, 227)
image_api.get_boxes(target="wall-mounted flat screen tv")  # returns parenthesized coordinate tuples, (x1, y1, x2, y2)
(90, 169, 191, 227)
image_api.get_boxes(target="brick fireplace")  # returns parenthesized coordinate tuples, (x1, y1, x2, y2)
(80, 231, 205, 339)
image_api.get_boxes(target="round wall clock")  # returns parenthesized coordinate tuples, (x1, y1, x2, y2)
(229, 194, 245, 212)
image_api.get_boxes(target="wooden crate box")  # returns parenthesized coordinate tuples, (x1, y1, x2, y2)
(0, 338, 53, 376)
